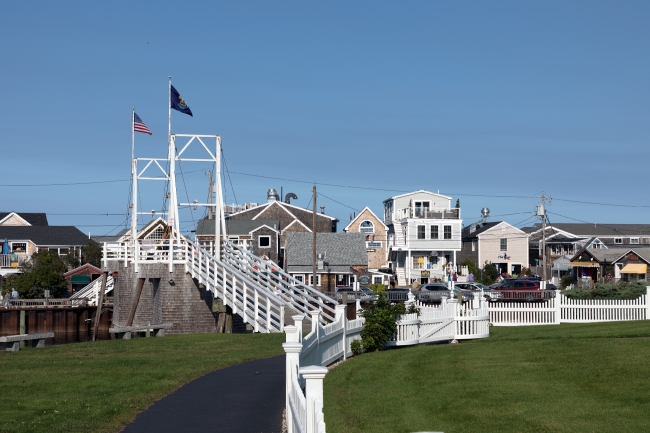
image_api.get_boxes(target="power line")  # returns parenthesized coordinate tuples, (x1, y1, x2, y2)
(317, 191, 360, 212)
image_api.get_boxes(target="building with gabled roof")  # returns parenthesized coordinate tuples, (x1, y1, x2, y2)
(0, 211, 91, 276)
(458, 221, 529, 276)
(285, 232, 368, 292)
(344, 206, 389, 281)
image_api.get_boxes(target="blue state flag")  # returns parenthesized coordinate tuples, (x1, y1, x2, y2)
(170, 85, 193, 116)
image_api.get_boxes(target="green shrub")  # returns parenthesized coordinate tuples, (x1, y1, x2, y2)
(350, 339, 363, 356)
(560, 276, 576, 289)
(479, 263, 499, 285)
(369, 284, 386, 293)
(359, 294, 406, 352)
(562, 281, 647, 300)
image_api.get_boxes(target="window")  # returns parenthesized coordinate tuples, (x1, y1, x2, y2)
(308, 275, 321, 286)
(500, 238, 507, 251)
(430, 225, 439, 239)
(413, 255, 425, 269)
(443, 225, 452, 240)
(414, 201, 430, 217)
(615, 238, 622, 244)
(472, 241, 476, 252)
(417, 225, 426, 239)
(11, 243, 26, 254)
(294, 275, 304, 283)
(366, 241, 382, 248)
(359, 220, 374, 233)
(372, 276, 383, 284)
(258, 236, 271, 248)
(59, 248, 69, 255)
(631, 238, 640, 244)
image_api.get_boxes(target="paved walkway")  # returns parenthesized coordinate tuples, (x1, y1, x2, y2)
(122, 355, 285, 433)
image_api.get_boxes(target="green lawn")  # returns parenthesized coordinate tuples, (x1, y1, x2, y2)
(0, 333, 285, 433)
(324, 321, 650, 433)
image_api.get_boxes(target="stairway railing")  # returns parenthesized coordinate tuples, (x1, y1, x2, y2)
(221, 241, 337, 325)
(185, 239, 285, 333)
(102, 237, 286, 333)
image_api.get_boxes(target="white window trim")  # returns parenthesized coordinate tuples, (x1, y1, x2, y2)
(372, 276, 383, 284)
(500, 238, 508, 251)
(630, 237, 640, 244)
(443, 225, 452, 240)
(294, 274, 304, 283)
(614, 238, 622, 244)
(308, 275, 322, 286)
(430, 225, 439, 240)
(417, 225, 426, 240)
(258, 235, 272, 248)
(366, 241, 382, 248)
(359, 220, 375, 234)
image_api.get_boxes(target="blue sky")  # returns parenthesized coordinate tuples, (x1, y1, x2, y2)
(2, 1, 649, 235)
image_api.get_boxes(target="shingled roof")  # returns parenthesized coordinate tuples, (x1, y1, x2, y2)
(523, 223, 650, 237)
(196, 218, 280, 236)
(285, 232, 367, 273)
(0, 212, 49, 226)
(0, 226, 90, 246)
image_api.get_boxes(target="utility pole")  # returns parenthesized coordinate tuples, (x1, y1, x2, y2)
(312, 186, 317, 292)
(537, 192, 551, 285)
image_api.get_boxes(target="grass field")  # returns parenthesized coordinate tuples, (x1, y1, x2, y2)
(324, 321, 650, 433)
(0, 333, 285, 433)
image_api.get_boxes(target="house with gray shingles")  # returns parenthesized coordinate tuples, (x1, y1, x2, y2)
(285, 232, 368, 292)
(211, 189, 338, 268)
(0, 211, 91, 276)
(196, 218, 282, 265)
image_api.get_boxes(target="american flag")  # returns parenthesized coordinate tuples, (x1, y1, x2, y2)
(133, 112, 152, 135)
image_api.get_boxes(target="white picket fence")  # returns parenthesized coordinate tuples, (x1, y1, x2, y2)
(284, 299, 490, 433)
(488, 288, 650, 326)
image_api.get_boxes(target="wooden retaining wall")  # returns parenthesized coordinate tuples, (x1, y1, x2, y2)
(0, 307, 113, 343)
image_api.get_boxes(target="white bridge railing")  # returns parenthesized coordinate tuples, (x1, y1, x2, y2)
(488, 288, 650, 326)
(103, 238, 286, 333)
(221, 241, 338, 326)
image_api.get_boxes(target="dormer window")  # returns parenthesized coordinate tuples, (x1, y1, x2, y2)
(360, 221, 374, 233)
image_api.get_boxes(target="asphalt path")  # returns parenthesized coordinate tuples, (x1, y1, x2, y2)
(122, 355, 285, 433)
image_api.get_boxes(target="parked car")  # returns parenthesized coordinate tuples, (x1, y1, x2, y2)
(455, 282, 499, 300)
(418, 283, 452, 301)
(491, 280, 550, 301)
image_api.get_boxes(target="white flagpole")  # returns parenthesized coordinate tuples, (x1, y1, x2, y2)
(131, 108, 137, 242)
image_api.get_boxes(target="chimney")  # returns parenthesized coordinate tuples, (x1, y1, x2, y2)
(267, 188, 279, 203)
(320, 206, 325, 214)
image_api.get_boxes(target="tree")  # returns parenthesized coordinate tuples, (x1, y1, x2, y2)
(460, 258, 478, 276)
(359, 294, 406, 352)
(64, 242, 102, 269)
(82, 242, 102, 268)
(455, 199, 460, 208)
(6, 250, 67, 299)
